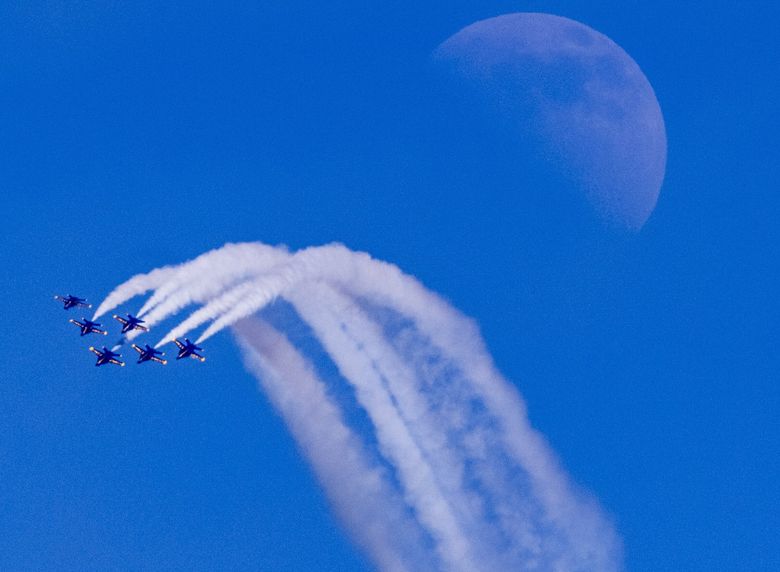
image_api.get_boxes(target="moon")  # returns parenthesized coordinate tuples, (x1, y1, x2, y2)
(434, 13, 667, 230)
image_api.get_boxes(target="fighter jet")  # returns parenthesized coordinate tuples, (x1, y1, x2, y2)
(69, 318, 108, 336)
(131, 344, 167, 365)
(173, 338, 205, 362)
(113, 313, 149, 334)
(55, 295, 91, 310)
(89, 346, 125, 367)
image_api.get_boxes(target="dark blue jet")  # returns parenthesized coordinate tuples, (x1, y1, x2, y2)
(69, 318, 108, 337)
(89, 346, 125, 367)
(113, 313, 149, 334)
(173, 338, 205, 362)
(131, 344, 167, 365)
(55, 295, 91, 310)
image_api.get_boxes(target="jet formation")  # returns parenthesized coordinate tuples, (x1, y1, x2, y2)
(56, 294, 205, 368)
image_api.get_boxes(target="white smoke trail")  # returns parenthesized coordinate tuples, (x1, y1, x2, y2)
(234, 317, 434, 572)
(287, 282, 478, 572)
(149, 245, 326, 346)
(136, 242, 289, 320)
(305, 245, 622, 568)
(94, 242, 289, 323)
(92, 265, 178, 320)
(286, 283, 535, 568)
(97, 242, 622, 571)
(153, 279, 263, 347)
(330, 261, 618, 568)
(285, 280, 608, 569)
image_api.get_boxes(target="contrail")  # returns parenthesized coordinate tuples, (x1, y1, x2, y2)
(153, 279, 263, 347)
(136, 242, 289, 319)
(287, 283, 535, 566)
(97, 242, 622, 571)
(235, 317, 434, 572)
(288, 282, 478, 571)
(94, 242, 289, 322)
(92, 265, 178, 320)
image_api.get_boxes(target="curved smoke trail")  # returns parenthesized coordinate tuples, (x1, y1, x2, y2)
(97, 242, 622, 572)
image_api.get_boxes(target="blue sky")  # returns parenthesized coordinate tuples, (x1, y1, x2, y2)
(1, 2, 777, 570)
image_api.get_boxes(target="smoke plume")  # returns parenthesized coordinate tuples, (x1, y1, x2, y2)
(97, 242, 622, 571)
